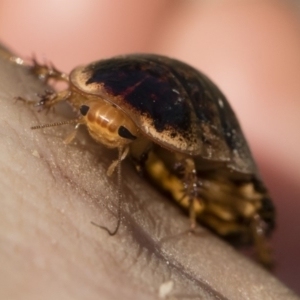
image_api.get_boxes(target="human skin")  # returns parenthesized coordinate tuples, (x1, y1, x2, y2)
(0, 0, 300, 298)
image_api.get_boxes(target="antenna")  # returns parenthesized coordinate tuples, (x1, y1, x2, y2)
(31, 119, 78, 130)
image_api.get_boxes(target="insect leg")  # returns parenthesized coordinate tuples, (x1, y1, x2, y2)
(188, 197, 198, 231)
(16, 89, 71, 114)
(63, 123, 82, 144)
(107, 146, 129, 176)
(31, 58, 69, 83)
(33, 90, 71, 111)
(250, 213, 273, 268)
(183, 158, 204, 232)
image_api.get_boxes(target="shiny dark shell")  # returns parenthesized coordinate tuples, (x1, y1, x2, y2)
(71, 55, 256, 174)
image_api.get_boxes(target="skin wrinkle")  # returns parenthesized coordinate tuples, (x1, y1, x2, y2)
(0, 45, 299, 300)
(126, 217, 230, 300)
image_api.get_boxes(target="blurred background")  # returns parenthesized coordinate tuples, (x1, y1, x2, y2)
(0, 0, 299, 294)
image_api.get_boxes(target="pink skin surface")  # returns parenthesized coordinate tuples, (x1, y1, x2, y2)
(0, 0, 300, 296)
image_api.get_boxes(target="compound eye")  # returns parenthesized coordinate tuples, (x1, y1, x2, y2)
(118, 125, 137, 140)
(80, 105, 90, 116)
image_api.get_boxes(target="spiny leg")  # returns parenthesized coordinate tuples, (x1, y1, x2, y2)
(188, 197, 198, 232)
(182, 158, 204, 232)
(31, 57, 69, 83)
(15, 96, 37, 106)
(250, 213, 273, 268)
(16, 89, 71, 113)
(107, 146, 129, 176)
(17, 58, 70, 111)
(63, 123, 81, 144)
(34, 90, 71, 111)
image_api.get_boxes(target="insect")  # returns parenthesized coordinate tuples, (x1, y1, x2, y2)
(23, 54, 275, 266)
